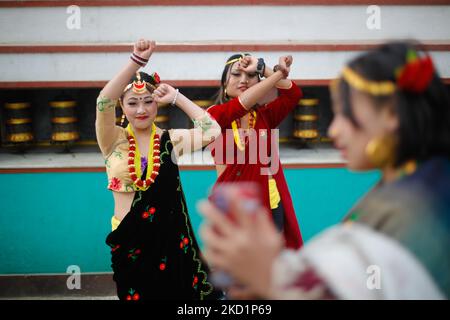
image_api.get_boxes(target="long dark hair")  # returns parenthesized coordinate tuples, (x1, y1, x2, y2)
(213, 53, 251, 105)
(337, 41, 450, 167)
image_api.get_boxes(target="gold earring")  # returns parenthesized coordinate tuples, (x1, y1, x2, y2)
(224, 88, 228, 99)
(365, 135, 397, 168)
(120, 114, 126, 126)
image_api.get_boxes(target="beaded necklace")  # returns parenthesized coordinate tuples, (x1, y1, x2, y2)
(126, 123, 161, 191)
(231, 110, 257, 151)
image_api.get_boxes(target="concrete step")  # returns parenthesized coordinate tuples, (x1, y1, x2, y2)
(0, 273, 117, 299)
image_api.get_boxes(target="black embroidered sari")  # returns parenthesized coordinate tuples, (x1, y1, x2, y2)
(106, 131, 222, 300)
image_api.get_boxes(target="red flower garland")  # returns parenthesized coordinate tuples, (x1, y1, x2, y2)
(127, 134, 161, 190)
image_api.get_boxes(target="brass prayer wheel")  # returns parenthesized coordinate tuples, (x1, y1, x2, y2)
(193, 100, 213, 110)
(155, 104, 170, 130)
(4, 102, 34, 143)
(50, 100, 79, 142)
(293, 98, 319, 140)
(116, 104, 123, 126)
(116, 104, 171, 129)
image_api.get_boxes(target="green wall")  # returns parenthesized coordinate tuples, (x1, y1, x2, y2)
(0, 168, 379, 274)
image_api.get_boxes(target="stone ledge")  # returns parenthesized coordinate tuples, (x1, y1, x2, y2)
(0, 273, 116, 299)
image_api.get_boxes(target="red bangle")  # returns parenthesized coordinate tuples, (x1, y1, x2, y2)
(130, 55, 145, 67)
(132, 53, 149, 63)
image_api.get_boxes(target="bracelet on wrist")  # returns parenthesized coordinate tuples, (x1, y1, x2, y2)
(273, 65, 289, 79)
(171, 89, 179, 106)
(256, 58, 266, 78)
(130, 53, 148, 67)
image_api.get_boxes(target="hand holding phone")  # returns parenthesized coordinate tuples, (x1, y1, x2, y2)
(208, 182, 262, 289)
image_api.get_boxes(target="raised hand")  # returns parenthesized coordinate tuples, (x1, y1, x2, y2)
(238, 56, 258, 73)
(133, 39, 156, 61)
(278, 55, 293, 74)
(152, 83, 177, 105)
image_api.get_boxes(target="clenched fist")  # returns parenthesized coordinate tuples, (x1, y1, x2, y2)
(133, 39, 156, 61)
(152, 83, 178, 106)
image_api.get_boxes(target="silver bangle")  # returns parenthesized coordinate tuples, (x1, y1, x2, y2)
(171, 89, 179, 106)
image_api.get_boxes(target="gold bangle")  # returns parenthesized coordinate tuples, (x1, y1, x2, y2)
(294, 129, 319, 139)
(7, 133, 34, 142)
(52, 132, 79, 141)
(193, 100, 214, 108)
(155, 115, 169, 122)
(51, 117, 77, 124)
(295, 115, 318, 122)
(298, 99, 319, 107)
(5, 102, 31, 110)
(6, 118, 32, 125)
(50, 101, 77, 108)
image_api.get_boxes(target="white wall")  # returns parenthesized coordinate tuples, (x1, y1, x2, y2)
(1, 50, 449, 81)
(0, 6, 449, 43)
(1, 5, 449, 83)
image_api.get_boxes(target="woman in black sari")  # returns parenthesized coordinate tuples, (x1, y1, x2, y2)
(96, 39, 222, 300)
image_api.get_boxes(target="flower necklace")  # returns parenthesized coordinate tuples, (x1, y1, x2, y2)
(231, 110, 257, 151)
(126, 123, 161, 191)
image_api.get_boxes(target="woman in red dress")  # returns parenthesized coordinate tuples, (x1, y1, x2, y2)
(207, 54, 303, 249)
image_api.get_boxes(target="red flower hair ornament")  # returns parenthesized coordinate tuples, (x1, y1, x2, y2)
(395, 50, 435, 94)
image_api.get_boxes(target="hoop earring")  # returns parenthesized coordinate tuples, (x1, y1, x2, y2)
(365, 135, 397, 168)
(224, 88, 229, 100)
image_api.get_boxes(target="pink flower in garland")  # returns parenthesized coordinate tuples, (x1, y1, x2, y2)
(109, 177, 122, 191)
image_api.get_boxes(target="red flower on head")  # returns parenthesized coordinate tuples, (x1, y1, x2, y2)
(153, 72, 161, 84)
(109, 177, 122, 191)
(396, 51, 434, 94)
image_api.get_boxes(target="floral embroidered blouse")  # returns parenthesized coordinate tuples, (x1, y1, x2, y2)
(95, 95, 220, 193)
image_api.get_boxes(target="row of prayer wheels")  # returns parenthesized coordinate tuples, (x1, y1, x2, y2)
(115, 98, 321, 140)
(3, 100, 79, 144)
(3, 97, 319, 145)
(188, 99, 321, 141)
(115, 100, 212, 129)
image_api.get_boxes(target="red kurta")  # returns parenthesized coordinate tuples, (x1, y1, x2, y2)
(207, 82, 303, 249)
